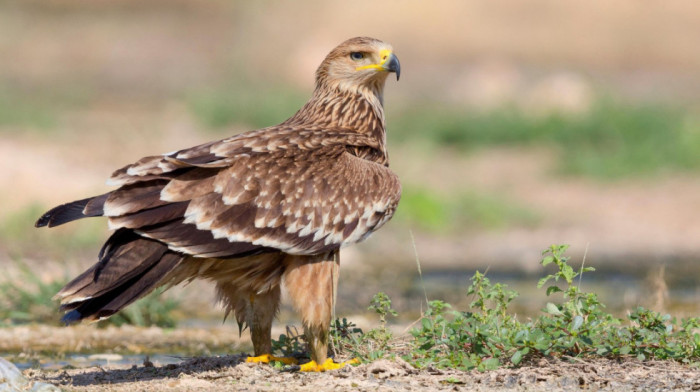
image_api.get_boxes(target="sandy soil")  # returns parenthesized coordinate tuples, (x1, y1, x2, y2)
(22, 355, 700, 392)
(0, 325, 248, 356)
(0, 325, 696, 392)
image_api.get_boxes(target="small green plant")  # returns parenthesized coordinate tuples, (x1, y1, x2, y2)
(368, 292, 398, 325)
(329, 317, 364, 358)
(408, 275, 521, 371)
(271, 325, 307, 359)
(270, 318, 364, 362)
(404, 244, 700, 370)
(236, 246, 700, 371)
(360, 292, 398, 360)
(533, 245, 615, 358)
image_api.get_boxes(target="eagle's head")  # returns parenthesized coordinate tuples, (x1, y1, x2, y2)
(315, 37, 400, 95)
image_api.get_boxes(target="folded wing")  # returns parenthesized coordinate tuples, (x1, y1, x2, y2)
(39, 127, 401, 259)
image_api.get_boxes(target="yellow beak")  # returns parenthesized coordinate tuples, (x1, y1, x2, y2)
(356, 50, 401, 81)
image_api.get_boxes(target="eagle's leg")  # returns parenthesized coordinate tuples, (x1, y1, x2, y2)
(243, 286, 297, 365)
(249, 287, 280, 357)
(283, 251, 357, 371)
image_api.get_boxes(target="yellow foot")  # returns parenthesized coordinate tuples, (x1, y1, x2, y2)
(246, 354, 298, 365)
(299, 358, 360, 372)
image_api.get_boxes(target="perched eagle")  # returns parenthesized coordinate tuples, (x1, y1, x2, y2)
(36, 37, 401, 371)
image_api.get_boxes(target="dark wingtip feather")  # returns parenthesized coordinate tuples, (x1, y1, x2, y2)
(35, 213, 52, 228)
(35, 194, 108, 228)
(61, 310, 83, 325)
(58, 247, 182, 323)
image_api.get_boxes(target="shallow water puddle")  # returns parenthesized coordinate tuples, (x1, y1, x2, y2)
(15, 354, 189, 371)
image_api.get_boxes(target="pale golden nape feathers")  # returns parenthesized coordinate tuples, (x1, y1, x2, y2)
(36, 37, 401, 370)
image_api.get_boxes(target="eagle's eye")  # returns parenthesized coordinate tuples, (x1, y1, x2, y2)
(350, 52, 364, 61)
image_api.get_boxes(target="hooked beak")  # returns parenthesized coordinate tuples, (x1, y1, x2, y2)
(356, 50, 402, 81)
(382, 52, 401, 81)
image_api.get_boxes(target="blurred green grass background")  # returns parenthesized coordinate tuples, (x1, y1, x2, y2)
(1, 0, 700, 325)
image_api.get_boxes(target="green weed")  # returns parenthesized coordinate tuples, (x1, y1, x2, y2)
(404, 245, 700, 369)
(271, 325, 307, 359)
(270, 294, 397, 362)
(325, 293, 400, 362)
(273, 244, 700, 370)
(329, 317, 364, 358)
(360, 292, 399, 360)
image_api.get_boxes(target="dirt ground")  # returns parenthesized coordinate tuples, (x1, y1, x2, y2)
(22, 355, 700, 392)
(0, 325, 697, 392)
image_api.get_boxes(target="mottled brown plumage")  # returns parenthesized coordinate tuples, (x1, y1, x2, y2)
(36, 36, 401, 370)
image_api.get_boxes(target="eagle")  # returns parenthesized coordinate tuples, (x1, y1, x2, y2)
(35, 37, 401, 372)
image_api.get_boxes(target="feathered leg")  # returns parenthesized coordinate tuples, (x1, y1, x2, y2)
(248, 287, 281, 357)
(216, 282, 296, 365)
(283, 251, 355, 371)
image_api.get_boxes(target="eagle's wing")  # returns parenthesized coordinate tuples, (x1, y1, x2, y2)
(96, 126, 400, 258)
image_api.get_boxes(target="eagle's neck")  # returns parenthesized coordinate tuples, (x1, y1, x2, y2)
(285, 82, 388, 157)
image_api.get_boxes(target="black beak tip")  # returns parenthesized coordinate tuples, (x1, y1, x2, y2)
(387, 55, 401, 81)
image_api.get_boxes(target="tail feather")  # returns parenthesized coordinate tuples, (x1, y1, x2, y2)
(57, 229, 167, 301)
(57, 229, 183, 322)
(35, 193, 109, 228)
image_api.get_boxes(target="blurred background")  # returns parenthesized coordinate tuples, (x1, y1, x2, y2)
(2, 0, 700, 334)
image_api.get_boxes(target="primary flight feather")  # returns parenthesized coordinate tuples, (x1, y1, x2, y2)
(36, 36, 401, 371)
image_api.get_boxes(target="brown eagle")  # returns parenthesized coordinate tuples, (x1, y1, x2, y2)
(36, 37, 401, 372)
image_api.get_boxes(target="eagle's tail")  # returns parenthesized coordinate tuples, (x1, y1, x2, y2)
(56, 229, 183, 323)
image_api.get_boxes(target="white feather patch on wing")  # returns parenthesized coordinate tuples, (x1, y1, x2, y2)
(60, 295, 93, 305)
